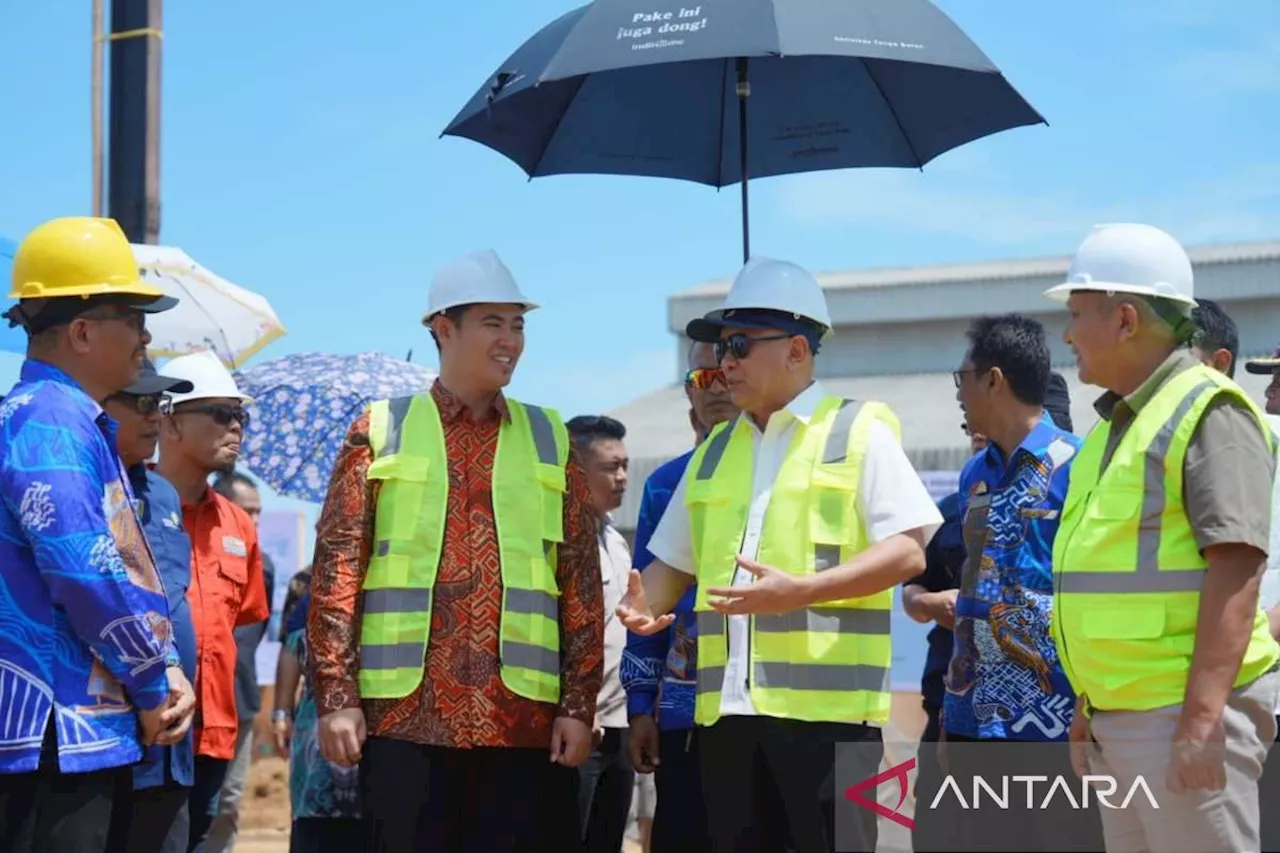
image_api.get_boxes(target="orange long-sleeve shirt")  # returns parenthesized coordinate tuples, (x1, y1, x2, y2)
(184, 488, 270, 759)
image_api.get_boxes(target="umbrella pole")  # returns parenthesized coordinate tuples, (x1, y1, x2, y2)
(736, 57, 750, 265)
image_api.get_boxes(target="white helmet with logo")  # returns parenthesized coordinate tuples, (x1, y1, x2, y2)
(1043, 223, 1195, 306)
(422, 249, 539, 325)
(686, 257, 834, 342)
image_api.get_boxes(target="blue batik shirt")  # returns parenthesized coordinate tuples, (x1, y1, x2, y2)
(285, 593, 361, 819)
(620, 449, 698, 731)
(129, 464, 197, 790)
(0, 360, 177, 775)
(943, 412, 1081, 742)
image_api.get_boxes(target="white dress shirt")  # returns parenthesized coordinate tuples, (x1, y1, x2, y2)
(646, 381, 943, 721)
(596, 514, 634, 729)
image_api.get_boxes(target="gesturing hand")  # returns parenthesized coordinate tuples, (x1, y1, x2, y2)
(706, 556, 808, 615)
(615, 570, 676, 636)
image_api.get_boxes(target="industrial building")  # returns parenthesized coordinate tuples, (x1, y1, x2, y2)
(608, 237, 1280, 535)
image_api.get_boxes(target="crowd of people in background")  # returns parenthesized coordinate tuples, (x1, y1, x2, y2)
(4, 213, 1280, 853)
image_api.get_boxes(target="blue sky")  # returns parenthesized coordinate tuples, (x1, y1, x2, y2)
(2, 0, 1279, 542)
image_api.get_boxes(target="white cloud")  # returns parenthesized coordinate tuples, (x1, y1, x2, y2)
(775, 161, 1280, 249)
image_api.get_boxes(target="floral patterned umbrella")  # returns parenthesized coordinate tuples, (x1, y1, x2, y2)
(231, 351, 437, 503)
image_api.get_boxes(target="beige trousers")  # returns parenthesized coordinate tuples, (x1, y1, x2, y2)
(1086, 668, 1280, 853)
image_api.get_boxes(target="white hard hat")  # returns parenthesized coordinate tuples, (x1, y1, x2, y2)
(1043, 223, 1195, 306)
(161, 350, 254, 407)
(422, 249, 538, 325)
(686, 257, 833, 343)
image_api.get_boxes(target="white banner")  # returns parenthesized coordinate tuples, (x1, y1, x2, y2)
(918, 470, 961, 503)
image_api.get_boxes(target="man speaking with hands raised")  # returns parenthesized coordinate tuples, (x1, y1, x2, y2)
(617, 258, 941, 853)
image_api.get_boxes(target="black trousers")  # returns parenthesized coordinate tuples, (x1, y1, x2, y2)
(578, 727, 635, 852)
(939, 733, 1103, 852)
(187, 755, 229, 853)
(107, 781, 190, 853)
(700, 716, 881, 853)
(360, 736, 580, 852)
(652, 728, 712, 853)
(290, 817, 364, 852)
(0, 719, 127, 853)
(1261, 716, 1280, 853)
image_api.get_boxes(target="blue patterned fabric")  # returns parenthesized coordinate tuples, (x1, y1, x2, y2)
(128, 464, 197, 790)
(944, 412, 1081, 742)
(621, 449, 698, 731)
(284, 594, 361, 820)
(232, 352, 436, 503)
(0, 360, 176, 774)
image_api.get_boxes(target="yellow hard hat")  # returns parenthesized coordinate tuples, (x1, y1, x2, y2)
(8, 216, 167, 302)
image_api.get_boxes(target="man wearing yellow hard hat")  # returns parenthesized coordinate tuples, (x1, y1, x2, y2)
(0, 217, 195, 852)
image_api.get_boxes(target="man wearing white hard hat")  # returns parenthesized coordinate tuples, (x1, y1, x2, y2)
(1045, 223, 1280, 853)
(307, 249, 602, 852)
(154, 350, 270, 852)
(617, 257, 943, 853)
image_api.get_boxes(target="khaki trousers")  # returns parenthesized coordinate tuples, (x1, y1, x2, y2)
(1086, 668, 1280, 853)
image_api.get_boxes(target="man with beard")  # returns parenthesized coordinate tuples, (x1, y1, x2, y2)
(155, 351, 270, 852)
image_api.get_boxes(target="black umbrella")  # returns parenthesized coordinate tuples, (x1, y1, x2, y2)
(443, 0, 1045, 263)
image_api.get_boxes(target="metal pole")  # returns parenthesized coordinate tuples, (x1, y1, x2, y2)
(736, 57, 750, 265)
(92, 0, 104, 217)
(144, 0, 162, 243)
(107, 0, 162, 244)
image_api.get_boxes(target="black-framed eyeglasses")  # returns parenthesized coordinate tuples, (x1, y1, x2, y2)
(952, 367, 987, 388)
(685, 367, 727, 391)
(80, 308, 147, 333)
(714, 333, 792, 364)
(108, 392, 169, 416)
(174, 403, 250, 428)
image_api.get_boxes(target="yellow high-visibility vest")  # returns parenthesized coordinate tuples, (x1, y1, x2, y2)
(687, 395, 897, 726)
(1052, 363, 1279, 711)
(358, 392, 569, 702)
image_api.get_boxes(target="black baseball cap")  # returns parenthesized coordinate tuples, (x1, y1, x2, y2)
(686, 308, 825, 353)
(122, 356, 194, 396)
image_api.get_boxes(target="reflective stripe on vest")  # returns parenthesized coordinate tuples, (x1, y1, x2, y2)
(358, 393, 567, 701)
(688, 395, 896, 726)
(1053, 364, 1280, 711)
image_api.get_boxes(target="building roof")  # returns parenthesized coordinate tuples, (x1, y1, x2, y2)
(608, 367, 1280, 529)
(673, 238, 1280, 299)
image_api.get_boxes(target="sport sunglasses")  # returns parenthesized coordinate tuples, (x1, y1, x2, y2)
(685, 367, 727, 391)
(109, 392, 169, 416)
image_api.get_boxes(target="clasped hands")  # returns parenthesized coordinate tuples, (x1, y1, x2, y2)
(137, 665, 197, 747)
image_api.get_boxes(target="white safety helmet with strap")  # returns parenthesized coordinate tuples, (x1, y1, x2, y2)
(1043, 223, 1196, 306)
(686, 257, 834, 343)
(422, 248, 538, 325)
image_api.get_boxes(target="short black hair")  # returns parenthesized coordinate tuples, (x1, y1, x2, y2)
(1192, 298, 1238, 378)
(965, 314, 1052, 407)
(565, 414, 626, 453)
(427, 305, 470, 352)
(212, 469, 258, 500)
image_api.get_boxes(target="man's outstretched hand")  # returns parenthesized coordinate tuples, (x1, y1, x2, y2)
(615, 570, 676, 635)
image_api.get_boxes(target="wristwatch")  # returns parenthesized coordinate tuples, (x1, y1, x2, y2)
(271, 709, 291, 723)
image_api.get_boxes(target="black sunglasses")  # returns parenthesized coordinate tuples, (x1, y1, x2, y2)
(109, 392, 169, 416)
(175, 403, 250, 428)
(714, 333, 792, 364)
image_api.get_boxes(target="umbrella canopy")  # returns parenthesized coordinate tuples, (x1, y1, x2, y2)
(0, 234, 27, 356)
(444, 0, 1044, 260)
(232, 352, 437, 503)
(137, 244, 286, 368)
